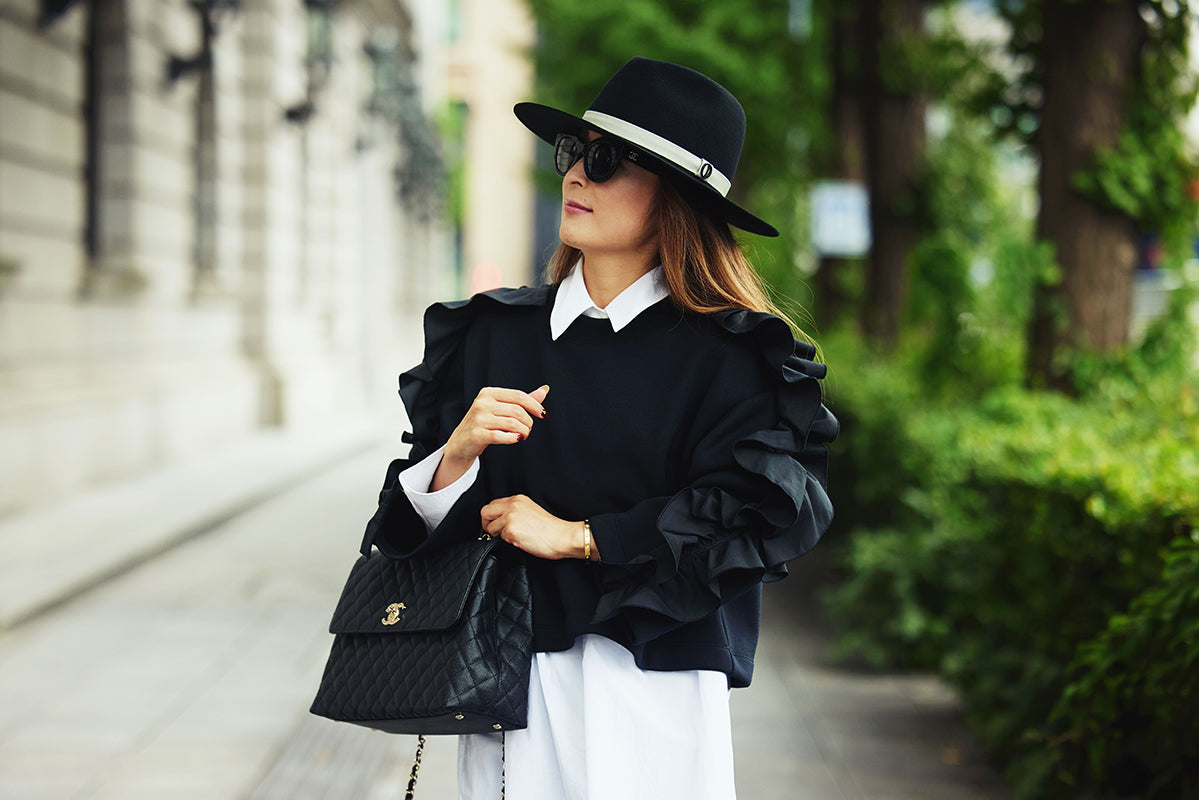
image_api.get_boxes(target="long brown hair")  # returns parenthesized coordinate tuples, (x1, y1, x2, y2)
(547, 178, 816, 348)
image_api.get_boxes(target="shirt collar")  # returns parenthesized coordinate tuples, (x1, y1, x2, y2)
(549, 260, 670, 340)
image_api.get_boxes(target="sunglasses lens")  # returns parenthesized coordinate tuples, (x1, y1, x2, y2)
(554, 135, 583, 177)
(554, 134, 628, 182)
(585, 141, 622, 182)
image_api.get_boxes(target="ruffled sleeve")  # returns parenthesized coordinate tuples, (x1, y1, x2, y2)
(363, 286, 551, 558)
(588, 309, 838, 644)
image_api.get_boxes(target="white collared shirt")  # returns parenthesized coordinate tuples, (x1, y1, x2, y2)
(549, 260, 670, 340)
(399, 261, 669, 528)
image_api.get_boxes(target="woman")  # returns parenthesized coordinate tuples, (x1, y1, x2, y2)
(365, 57, 838, 799)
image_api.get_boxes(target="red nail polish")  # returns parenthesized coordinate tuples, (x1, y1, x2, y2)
(517, 433, 526, 441)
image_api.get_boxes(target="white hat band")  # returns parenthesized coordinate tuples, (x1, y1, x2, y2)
(582, 109, 732, 197)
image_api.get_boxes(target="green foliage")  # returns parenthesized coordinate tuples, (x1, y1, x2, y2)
(437, 102, 469, 229)
(973, 0, 1044, 147)
(1072, 1, 1199, 266)
(822, 314, 1199, 797)
(906, 11, 1007, 104)
(1044, 538, 1199, 798)
(903, 104, 1039, 394)
(819, 332, 928, 537)
(978, 1, 1199, 267)
(1071, 282, 1198, 399)
(817, 3, 1199, 797)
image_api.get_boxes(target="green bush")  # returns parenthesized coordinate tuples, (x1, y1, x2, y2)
(1045, 537, 1199, 798)
(821, 328, 1199, 799)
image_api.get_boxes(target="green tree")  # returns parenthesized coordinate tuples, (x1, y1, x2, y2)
(976, 0, 1198, 390)
(857, 0, 933, 348)
(807, 0, 865, 330)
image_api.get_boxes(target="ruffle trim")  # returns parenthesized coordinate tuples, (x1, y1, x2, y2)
(396, 289, 837, 642)
(592, 307, 838, 640)
(398, 286, 552, 453)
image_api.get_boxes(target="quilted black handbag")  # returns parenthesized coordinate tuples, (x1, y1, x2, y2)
(309, 532, 533, 735)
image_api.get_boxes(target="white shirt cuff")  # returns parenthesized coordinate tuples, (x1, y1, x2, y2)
(397, 445, 480, 531)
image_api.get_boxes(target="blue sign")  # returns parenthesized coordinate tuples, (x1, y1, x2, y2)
(810, 181, 871, 258)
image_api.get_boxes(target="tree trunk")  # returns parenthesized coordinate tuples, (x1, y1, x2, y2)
(860, 0, 927, 348)
(811, 0, 866, 330)
(1027, 0, 1146, 389)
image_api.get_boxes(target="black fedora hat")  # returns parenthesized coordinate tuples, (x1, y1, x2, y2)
(514, 57, 778, 237)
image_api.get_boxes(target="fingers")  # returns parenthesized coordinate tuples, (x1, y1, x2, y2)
(480, 495, 568, 560)
(481, 495, 519, 538)
(462, 395, 524, 439)
(481, 495, 523, 520)
(479, 410, 529, 439)
(457, 407, 521, 448)
(480, 499, 502, 524)
(467, 385, 550, 446)
(453, 386, 548, 462)
(481, 515, 503, 536)
(483, 428, 523, 445)
(483, 386, 549, 420)
(487, 401, 535, 432)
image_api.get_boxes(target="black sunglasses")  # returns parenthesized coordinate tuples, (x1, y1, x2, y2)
(553, 133, 651, 182)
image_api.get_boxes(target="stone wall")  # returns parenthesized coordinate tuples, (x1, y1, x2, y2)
(0, 0, 454, 518)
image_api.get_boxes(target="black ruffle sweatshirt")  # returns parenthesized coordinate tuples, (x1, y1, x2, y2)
(363, 284, 838, 688)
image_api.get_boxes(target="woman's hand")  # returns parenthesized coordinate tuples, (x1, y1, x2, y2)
(481, 494, 592, 561)
(432, 385, 549, 491)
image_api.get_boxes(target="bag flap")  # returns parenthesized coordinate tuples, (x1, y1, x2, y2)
(328, 537, 499, 634)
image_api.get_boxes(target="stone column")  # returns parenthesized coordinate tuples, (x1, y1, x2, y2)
(207, 8, 244, 299)
(240, 0, 302, 425)
(87, 0, 201, 302)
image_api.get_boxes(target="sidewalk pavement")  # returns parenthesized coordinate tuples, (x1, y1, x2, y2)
(0, 444, 1013, 799)
(0, 415, 391, 630)
(729, 555, 1013, 800)
(0, 444, 409, 799)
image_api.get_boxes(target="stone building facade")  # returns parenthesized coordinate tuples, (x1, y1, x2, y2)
(0, 0, 538, 520)
(446, 0, 538, 292)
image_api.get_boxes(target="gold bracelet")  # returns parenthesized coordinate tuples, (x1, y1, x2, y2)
(583, 519, 591, 562)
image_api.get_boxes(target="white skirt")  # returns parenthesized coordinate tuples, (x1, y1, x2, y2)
(458, 634, 736, 800)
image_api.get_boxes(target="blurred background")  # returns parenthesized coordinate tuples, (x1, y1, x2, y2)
(2, 0, 1198, 798)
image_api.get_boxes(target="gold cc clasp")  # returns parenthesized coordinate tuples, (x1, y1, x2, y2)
(381, 602, 406, 626)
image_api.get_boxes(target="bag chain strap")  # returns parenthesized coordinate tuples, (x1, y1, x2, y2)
(404, 735, 425, 800)
(403, 732, 506, 799)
